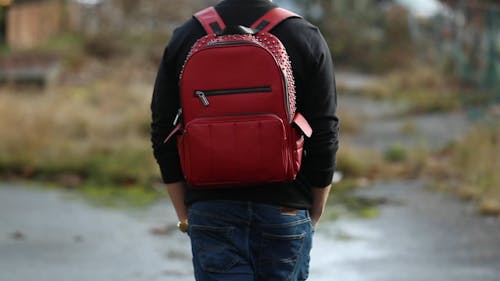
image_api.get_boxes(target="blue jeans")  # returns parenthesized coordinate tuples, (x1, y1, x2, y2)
(188, 201, 314, 281)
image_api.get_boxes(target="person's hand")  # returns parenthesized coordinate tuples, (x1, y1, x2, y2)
(310, 185, 332, 228)
(309, 207, 323, 227)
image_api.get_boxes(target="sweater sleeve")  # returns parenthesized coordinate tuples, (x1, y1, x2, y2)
(150, 46, 184, 183)
(299, 30, 339, 188)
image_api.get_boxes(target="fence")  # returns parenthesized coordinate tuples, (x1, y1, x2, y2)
(430, 2, 499, 92)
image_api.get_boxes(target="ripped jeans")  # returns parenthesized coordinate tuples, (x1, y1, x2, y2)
(188, 200, 314, 281)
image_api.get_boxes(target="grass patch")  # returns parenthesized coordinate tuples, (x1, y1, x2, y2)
(40, 32, 85, 53)
(80, 184, 160, 208)
(359, 65, 492, 114)
(429, 123, 500, 215)
(334, 230, 356, 241)
(338, 108, 362, 134)
(384, 144, 408, 163)
(336, 146, 382, 179)
(0, 72, 159, 189)
(399, 120, 417, 135)
(450, 124, 499, 201)
(337, 143, 428, 182)
(327, 179, 386, 220)
(0, 43, 9, 56)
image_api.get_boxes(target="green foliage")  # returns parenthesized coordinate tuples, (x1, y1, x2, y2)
(0, 43, 9, 56)
(358, 207, 380, 218)
(325, 179, 383, 220)
(40, 33, 84, 53)
(384, 144, 408, 163)
(84, 147, 157, 186)
(296, 0, 414, 72)
(363, 65, 466, 114)
(402, 90, 462, 114)
(336, 146, 379, 178)
(80, 184, 160, 208)
(451, 124, 499, 197)
(430, 123, 500, 215)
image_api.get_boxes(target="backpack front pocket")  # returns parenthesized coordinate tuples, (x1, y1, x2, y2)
(181, 114, 288, 188)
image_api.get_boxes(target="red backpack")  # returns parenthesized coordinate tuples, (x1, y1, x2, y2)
(165, 7, 312, 188)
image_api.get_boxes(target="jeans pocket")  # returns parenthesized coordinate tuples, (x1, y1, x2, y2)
(258, 231, 307, 281)
(190, 225, 239, 273)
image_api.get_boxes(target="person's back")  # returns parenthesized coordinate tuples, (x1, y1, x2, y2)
(151, 0, 339, 280)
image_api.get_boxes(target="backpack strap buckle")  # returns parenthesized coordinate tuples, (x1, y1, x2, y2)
(194, 7, 226, 35)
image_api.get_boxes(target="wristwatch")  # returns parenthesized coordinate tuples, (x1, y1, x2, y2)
(177, 219, 189, 233)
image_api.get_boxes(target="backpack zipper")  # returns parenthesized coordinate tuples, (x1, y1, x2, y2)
(173, 108, 183, 126)
(194, 86, 272, 107)
(208, 40, 258, 47)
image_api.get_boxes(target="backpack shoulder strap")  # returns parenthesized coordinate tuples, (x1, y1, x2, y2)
(194, 7, 226, 35)
(250, 7, 301, 33)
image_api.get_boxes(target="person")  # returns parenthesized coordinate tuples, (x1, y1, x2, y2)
(150, 0, 339, 280)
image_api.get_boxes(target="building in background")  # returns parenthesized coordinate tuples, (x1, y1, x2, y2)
(1, 0, 66, 49)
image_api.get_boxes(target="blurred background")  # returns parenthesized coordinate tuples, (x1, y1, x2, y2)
(0, 0, 498, 280)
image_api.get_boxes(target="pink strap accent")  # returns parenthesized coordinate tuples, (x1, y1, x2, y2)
(292, 113, 312, 138)
(163, 123, 183, 144)
(194, 7, 226, 35)
(250, 7, 301, 33)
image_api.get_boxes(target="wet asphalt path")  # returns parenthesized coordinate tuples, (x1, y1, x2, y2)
(0, 185, 193, 281)
(339, 95, 471, 151)
(1, 182, 499, 281)
(312, 180, 500, 281)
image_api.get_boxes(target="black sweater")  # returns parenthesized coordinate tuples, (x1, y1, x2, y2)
(151, 0, 339, 209)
